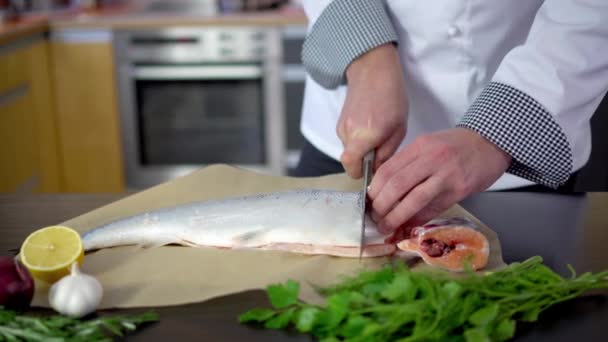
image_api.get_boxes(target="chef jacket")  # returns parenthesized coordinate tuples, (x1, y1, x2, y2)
(299, 0, 608, 190)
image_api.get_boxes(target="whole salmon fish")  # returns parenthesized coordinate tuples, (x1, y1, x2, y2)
(82, 190, 396, 257)
(82, 190, 490, 270)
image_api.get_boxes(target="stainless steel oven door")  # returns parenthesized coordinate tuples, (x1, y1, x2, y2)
(116, 62, 285, 190)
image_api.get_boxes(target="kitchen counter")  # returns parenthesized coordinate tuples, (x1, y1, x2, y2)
(50, 6, 308, 30)
(0, 15, 49, 46)
(0, 5, 306, 46)
(0, 191, 607, 341)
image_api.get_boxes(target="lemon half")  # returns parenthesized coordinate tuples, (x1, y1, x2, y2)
(20, 225, 84, 284)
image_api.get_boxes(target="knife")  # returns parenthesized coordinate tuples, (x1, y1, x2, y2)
(359, 150, 376, 261)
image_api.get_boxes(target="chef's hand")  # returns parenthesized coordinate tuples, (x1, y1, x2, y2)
(338, 43, 408, 178)
(368, 128, 513, 243)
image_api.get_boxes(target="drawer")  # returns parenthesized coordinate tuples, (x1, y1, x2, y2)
(0, 48, 29, 95)
(0, 86, 38, 192)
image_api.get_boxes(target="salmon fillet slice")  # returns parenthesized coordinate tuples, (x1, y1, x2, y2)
(396, 218, 490, 271)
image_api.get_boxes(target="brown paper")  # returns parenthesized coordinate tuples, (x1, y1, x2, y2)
(32, 164, 504, 309)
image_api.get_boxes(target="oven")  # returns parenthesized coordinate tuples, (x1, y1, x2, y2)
(114, 28, 285, 189)
(281, 24, 307, 175)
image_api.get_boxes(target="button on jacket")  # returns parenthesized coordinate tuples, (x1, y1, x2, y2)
(299, 0, 608, 190)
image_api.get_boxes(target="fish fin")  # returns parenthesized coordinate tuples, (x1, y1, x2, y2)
(134, 242, 166, 250)
(231, 228, 272, 247)
(136, 237, 179, 249)
(132, 238, 201, 249)
(177, 239, 201, 247)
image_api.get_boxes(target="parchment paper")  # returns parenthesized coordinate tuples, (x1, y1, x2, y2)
(32, 164, 505, 309)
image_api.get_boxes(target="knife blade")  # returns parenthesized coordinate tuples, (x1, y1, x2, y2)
(359, 150, 375, 261)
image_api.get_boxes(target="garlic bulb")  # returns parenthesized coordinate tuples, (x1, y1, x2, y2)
(49, 263, 103, 318)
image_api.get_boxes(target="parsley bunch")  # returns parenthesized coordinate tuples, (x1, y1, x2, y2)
(0, 308, 158, 341)
(239, 256, 608, 341)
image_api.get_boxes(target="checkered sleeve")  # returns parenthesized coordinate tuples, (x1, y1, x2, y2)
(301, 0, 398, 89)
(457, 82, 573, 188)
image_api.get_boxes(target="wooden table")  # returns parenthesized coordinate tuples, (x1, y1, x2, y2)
(1, 192, 607, 341)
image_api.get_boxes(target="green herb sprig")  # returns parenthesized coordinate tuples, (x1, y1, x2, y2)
(0, 307, 159, 341)
(239, 256, 608, 341)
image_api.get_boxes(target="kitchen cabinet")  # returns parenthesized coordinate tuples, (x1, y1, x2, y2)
(50, 31, 125, 193)
(0, 46, 28, 94)
(0, 37, 61, 193)
(26, 40, 62, 192)
(0, 87, 35, 192)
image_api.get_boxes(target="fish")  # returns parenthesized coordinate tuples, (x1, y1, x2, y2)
(81, 190, 490, 270)
(396, 217, 490, 271)
(82, 190, 396, 258)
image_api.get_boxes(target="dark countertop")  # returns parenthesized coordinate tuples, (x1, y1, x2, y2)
(1, 191, 607, 341)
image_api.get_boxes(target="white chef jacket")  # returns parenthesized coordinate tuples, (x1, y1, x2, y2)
(299, 0, 608, 190)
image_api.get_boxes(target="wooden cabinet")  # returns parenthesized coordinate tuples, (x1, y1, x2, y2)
(26, 41, 62, 192)
(0, 45, 28, 94)
(0, 87, 36, 192)
(1, 32, 125, 193)
(50, 38, 125, 193)
(0, 38, 61, 192)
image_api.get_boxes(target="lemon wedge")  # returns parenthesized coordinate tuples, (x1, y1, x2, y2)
(20, 225, 84, 284)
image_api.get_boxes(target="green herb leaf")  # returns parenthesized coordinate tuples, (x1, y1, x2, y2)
(267, 279, 300, 309)
(459, 292, 482, 325)
(238, 308, 276, 323)
(520, 307, 541, 322)
(381, 273, 417, 302)
(492, 318, 516, 341)
(321, 267, 394, 296)
(323, 293, 350, 329)
(339, 315, 369, 338)
(464, 327, 490, 342)
(441, 281, 463, 300)
(320, 337, 340, 342)
(361, 282, 386, 298)
(264, 308, 295, 329)
(361, 322, 382, 338)
(238, 257, 608, 342)
(295, 307, 320, 332)
(0, 308, 158, 341)
(469, 303, 499, 326)
(414, 276, 438, 302)
(346, 291, 367, 306)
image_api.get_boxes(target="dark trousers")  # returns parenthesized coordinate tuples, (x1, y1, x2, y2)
(292, 139, 580, 193)
(291, 140, 345, 177)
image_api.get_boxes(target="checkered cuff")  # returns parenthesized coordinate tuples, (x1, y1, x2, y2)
(302, 0, 398, 89)
(457, 82, 573, 188)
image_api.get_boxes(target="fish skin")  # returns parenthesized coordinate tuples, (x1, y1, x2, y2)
(81, 190, 393, 257)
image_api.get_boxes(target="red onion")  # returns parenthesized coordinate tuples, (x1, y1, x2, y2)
(0, 256, 35, 310)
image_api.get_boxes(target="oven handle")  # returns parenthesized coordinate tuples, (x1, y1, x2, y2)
(132, 65, 263, 80)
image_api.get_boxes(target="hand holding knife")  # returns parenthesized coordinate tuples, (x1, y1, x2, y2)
(358, 150, 375, 261)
